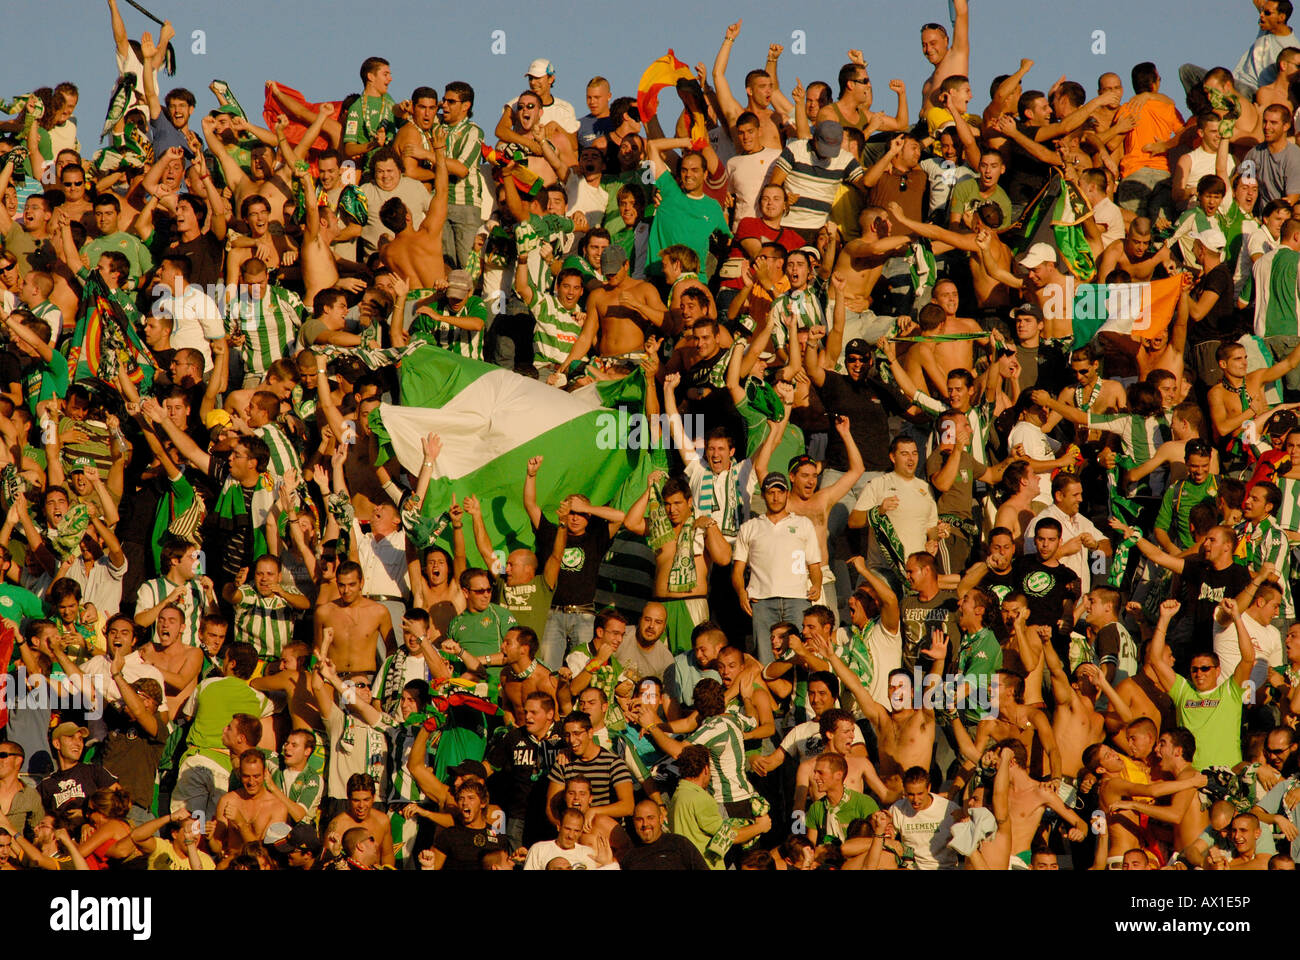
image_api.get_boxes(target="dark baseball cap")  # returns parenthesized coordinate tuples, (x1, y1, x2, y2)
(761, 472, 790, 491)
(273, 821, 322, 856)
(600, 244, 628, 275)
(449, 759, 489, 781)
(813, 120, 844, 159)
(844, 338, 871, 360)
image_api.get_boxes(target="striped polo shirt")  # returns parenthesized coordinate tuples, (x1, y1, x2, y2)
(774, 140, 864, 231)
(440, 119, 485, 206)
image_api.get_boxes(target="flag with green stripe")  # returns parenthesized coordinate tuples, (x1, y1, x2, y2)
(371, 346, 651, 558)
(1009, 173, 1095, 282)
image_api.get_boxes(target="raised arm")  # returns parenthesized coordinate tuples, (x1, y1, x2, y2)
(1144, 599, 1181, 691)
(711, 21, 747, 127)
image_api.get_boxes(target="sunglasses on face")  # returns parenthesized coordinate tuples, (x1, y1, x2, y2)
(1189, 665, 1215, 673)
(0, 751, 23, 759)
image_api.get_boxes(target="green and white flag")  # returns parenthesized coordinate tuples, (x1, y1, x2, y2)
(371, 346, 651, 563)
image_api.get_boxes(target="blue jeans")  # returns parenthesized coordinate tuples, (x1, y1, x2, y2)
(127, 803, 154, 827)
(540, 609, 595, 672)
(443, 203, 484, 269)
(751, 596, 806, 666)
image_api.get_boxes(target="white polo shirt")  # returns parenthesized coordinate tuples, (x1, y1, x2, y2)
(853, 472, 939, 559)
(155, 284, 224, 370)
(1024, 504, 1107, 594)
(733, 511, 822, 600)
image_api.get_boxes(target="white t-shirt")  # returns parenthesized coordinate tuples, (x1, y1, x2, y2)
(1024, 504, 1106, 594)
(733, 512, 822, 600)
(1007, 421, 1059, 504)
(779, 717, 866, 761)
(853, 473, 939, 560)
(523, 839, 599, 870)
(156, 284, 224, 370)
(565, 172, 609, 240)
(890, 795, 959, 870)
(725, 148, 780, 223)
(359, 178, 432, 256)
(835, 619, 903, 711)
(80, 651, 167, 741)
(1092, 197, 1125, 250)
(67, 555, 128, 619)
(509, 95, 580, 134)
(683, 457, 758, 543)
(1212, 611, 1283, 686)
(1181, 147, 1235, 210)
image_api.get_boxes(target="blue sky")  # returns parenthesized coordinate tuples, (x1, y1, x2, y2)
(0, 1, 1263, 138)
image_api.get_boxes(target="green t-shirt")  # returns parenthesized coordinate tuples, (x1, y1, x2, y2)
(646, 170, 729, 278)
(494, 574, 553, 641)
(184, 676, 268, 768)
(447, 604, 518, 686)
(1170, 673, 1246, 769)
(957, 627, 1002, 724)
(947, 179, 1012, 230)
(0, 583, 46, 625)
(80, 232, 154, 282)
(1155, 475, 1218, 550)
(152, 473, 196, 575)
(24, 350, 69, 413)
(667, 778, 726, 869)
(806, 788, 880, 843)
(342, 93, 397, 147)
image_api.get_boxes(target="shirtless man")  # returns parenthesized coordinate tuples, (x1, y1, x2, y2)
(250, 642, 322, 739)
(1106, 726, 1209, 857)
(444, 626, 556, 727)
(976, 739, 1089, 870)
(380, 126, 450, 291)
(713, 20, 789, 150)
(1040, 342, 1127, 435)
(290, 166, 363, 315)
(573, 245, 666, 362)
(1216, 813, 1272, 870)
(793, 707, 895, 810)
(1105, 620, 1176, 734)
(1209, 340, 1300, 461)
(818, 634, 939, 795)
(828, 207, 911, 343)
(818, 52, 910, 137)
(992, 461, 1042, 543)
(202, 112, 315, 228)
(919, 0, 971, 112)
(1203, 68, 1263, 148)
(137, 605, 204, 720)
(954, 669, 1061, 781)
(314, 564, 396, 675)
(211, 750, 289, 861)
(900, 290, 986, 394)
(393, 87, 442, 188)
(1095, 218, 1176, 283)
(977, 239, 1086, 343)
(325, 773, 395, 868)
(890, 204, 1014, 313)
(1041, 628, 1106, 806)
(1254, 47, 1300, 111)
(1135, 279, 1191, 381)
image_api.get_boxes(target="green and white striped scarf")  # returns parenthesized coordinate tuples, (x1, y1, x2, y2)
(698, 462, 741, 537)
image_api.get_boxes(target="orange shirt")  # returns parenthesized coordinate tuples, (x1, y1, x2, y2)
(1120, 97, 1185, 178)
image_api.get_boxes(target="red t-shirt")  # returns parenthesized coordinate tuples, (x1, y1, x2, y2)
(722, 217, 805, 289)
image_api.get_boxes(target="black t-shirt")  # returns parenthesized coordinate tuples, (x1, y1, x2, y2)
(166, 232, 224, 289)
(978, 566, 1021, 607)
(1187, 264, 1240, 344)
(97, 706, 168, 809)
(205, 456, 256, 588)
(899, 590, 958, 673)
(535, 514, 613, 607)
(0, 348, 23, 395)
(1174, 558, 1252, 652)
(1015, 559, 1080, 626)
(432, 823, 502, 870)
(815, 371, 904, 473)
(38, 762, 118, 813)
(620, 833, 709, 870)
(485, 724, 562, 833)
(1003, 123, 1053, 208)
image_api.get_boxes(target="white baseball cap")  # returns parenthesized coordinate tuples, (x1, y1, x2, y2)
(1018, 242, 1058, 270)
(526, 59, 555, 79)
(1192, 226, 1226, 252)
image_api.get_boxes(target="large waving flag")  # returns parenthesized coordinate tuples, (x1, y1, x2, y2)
(1011, 173, 1096, 282)
(65, 272, 155, 392)
(1069, 274, 1182, 349)
(371, 347, 651, 566)
(637, 50, 708, 148)
(263, 82, 342, 155)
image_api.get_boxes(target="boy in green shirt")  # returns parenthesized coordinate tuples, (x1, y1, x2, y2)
(806, 752, 879, 844)
(6, 312, 67, 413)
